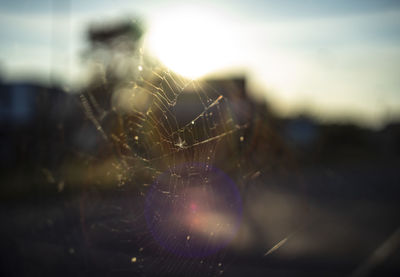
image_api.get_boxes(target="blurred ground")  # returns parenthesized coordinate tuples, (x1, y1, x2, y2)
(1, 127, 399, 276)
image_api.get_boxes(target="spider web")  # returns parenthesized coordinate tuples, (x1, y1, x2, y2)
(78, 61, 251, 276)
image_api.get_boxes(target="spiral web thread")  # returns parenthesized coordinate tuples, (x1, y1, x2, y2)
(81, 64, 248, 188)
(79, 64, 249, 276)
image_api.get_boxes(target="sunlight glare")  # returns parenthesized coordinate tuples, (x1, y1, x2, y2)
(147, 6, 236, 79)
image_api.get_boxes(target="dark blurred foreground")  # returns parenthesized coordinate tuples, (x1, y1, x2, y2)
(1, 77, 400, 277)
(1, 19, 400, 277)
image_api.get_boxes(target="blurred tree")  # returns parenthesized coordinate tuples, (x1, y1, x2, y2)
(83, 18, 145, 111)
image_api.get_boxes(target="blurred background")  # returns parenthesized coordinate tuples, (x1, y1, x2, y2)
(1, 0, 400, 276)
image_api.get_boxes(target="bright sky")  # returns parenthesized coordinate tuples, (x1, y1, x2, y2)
(1, 0, 400, 127)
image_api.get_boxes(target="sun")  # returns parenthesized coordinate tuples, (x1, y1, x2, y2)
(146, 5, 236, 79)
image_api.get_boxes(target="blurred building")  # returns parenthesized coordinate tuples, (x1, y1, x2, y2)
(0, 81, 81, 169)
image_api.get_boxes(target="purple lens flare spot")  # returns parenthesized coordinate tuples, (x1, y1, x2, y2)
(144, 163, 242, 258)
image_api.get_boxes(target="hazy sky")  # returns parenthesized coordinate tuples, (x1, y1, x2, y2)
(1, 0, 400, 127)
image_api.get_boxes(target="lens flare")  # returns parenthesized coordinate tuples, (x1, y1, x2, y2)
(144, 163, 242, 257)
